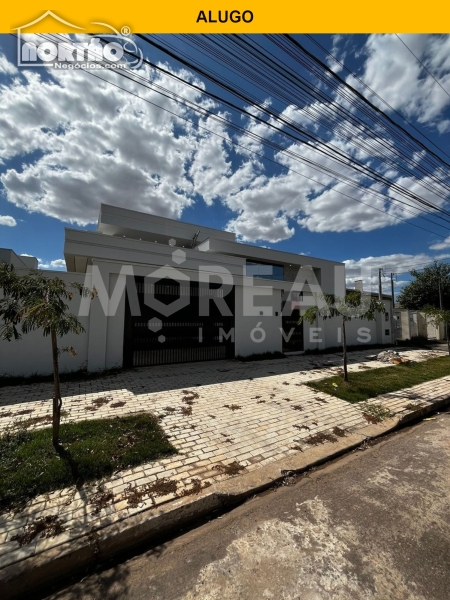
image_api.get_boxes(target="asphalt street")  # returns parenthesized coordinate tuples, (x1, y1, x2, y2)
(45, 410, 450, 600)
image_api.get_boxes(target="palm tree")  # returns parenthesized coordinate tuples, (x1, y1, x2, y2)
(0, 263, 94, 448)
(299, 290, 386, 382)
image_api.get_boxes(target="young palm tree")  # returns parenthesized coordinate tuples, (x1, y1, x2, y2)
(299, 290, 387, 382)
(0, 263, 94, 448)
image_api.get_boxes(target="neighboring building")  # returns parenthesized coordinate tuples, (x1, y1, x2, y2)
(0, 249, 38, 270)
(0, 204, 393, 376)
(394, 308, 445, 341)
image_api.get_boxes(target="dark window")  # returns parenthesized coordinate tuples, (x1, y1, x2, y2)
(246, 261, 284, 281)
(385, 329, 390, 335)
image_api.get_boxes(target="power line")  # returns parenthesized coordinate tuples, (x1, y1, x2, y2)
(21, 32, 450, 242)
(183, 33, 450, 198)
(136, 34, 450, 223)
(395, 34, 450, 100)
(390, 257, 450, 275)
(34, 33, 450, 240)
(281, 34, 450, 170)
(304, 33, 450, 161)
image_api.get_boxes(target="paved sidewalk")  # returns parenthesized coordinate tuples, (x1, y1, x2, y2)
(0, 347, 447, 572)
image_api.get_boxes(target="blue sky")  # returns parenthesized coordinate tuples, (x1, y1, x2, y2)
(1, 33, 450, 294)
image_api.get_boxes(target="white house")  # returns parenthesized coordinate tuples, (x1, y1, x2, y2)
(0, 204, 393, 376)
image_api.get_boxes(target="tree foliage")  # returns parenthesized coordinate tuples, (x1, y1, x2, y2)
(299, 291, 386, 381)
(0, 263, 94, 448)
(421, 305, 450, 354)
(397, 261, 450, 310)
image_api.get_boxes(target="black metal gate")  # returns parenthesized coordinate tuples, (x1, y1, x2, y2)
(123, 277, 235, 367)
(281, 307, 304, 352)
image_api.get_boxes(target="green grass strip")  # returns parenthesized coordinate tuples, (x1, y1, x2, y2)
(307, 356, 450, 403)
(0, 413, 177, 510)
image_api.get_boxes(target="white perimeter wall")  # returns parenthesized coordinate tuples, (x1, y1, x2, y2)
(302, 299, 392, 351)
(0, 271, 90, 377)
(0, 261, 394, 376)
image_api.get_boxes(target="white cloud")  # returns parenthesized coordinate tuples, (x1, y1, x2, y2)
(325, 35, 348, 74)
(0, 39, 449, 244)
(430, 236, 450, 251)
(49, 259, 66, 269)
(0, 215, 16, 226)
(357, 34, 450, 126)
(344, 253, 437, 295)
(0, 65, 203, 224)
(0, 53, 18, 75)
(36, 258, 66, 270)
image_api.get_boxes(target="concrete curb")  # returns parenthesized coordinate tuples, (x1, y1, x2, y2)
(2, 394, 450, 599)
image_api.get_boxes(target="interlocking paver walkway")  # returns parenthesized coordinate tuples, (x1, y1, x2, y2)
(0, 347, 448, 569)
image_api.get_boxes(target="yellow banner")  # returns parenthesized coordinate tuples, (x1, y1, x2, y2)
(2, 2, 450, 34)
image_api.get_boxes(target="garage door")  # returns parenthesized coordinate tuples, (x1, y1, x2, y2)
(123, 277, 235, 367)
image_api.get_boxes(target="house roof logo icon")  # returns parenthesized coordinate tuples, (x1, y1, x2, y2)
(13, 11, 143, 70)
(13, 11, 86, 35)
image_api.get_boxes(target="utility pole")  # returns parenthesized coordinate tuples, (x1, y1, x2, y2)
(378, 268, 383, 301)
(390, 273, 395, 309)
(438, 275, 447, 345)
(391, 273, 396, 343)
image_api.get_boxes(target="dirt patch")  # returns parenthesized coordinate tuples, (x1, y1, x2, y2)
(181, 406, 193, 416)
(224, 404, 242, 411)
(0, 411, 12, 418)
(92, 396, 111, 408)
(257, 399, 266, 404)
(291, 445, 303, 451)
(13, 414, 52, 428)
(177, 479, 212, 497)
(304, 431, 338, 446)
(111, 401, 126, 408)
(11, 515, 66, 547)
(294, 424, 310, 431)
(362, 413, 378, 424)
(147, 478, 178, 502)
(251, 396, 262, 399)
(90, 485, 114, 514)
(213, 461, 246, 476)
(283, 398, 291, 402)
(314, 398, 329, 404)
(181, 392, 199, 405)
(208, 414, 216, 419)
(405, 403, 422, 412)
(361, 403, 394, 423)
(292, 405, 303, 411)
(123, 478, 178, 508)
(85, 406, 98, 412)
(16, 409, 33, 416)
(332, 426, 347, 438)
(122, 484, 147, 508)
(164, 407, 177, 413)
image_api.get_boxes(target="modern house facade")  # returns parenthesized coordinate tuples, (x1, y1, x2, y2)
(1, 204, 393, 376)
